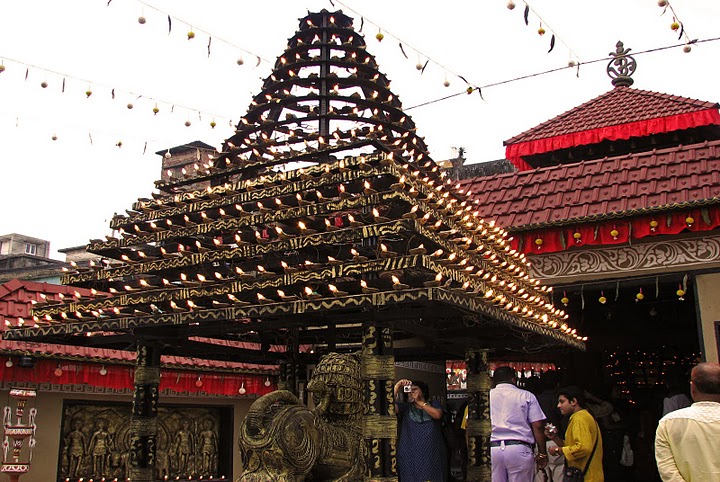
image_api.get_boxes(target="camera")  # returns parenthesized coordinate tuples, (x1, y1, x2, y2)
(403, 384, 412, 393)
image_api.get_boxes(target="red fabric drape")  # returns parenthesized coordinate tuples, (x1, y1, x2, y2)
(0, 359, 275, 397)
(505, 109, 720, 171)
(509, 206, 720, 256)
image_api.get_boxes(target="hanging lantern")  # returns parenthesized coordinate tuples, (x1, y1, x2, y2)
(683, 44, 692, 53)
(210, 120, 217, 129)
(195, 376, 203, 388)
(670, 20, 680, 31)
(598, 291, 607, 304)
(239, 382, 247, 395)
(188, 30, 196, 40)
(138, 16, 146, 24)
(264, 377, 271, 387)
(153, 105, 160, 115)
(658, 0, 668, 6)
(85, 88, 92, 98)
(535, 237, 543, 249)
(375, 30, 384, 42)
(610, 228, 619, 240)
(99, 365, 108, 376)
(507, 0, 516, 9)
(636, 288, 644, 302)
(676, 284, 686, 301)
(573, 232, 582, 243)
(685, 215, 694, 227)
(561, 291, 569, 307)
(538, 24, 546, 36)
(650, 219, 659, 232)
(0, 64, 5, 73)
(54, 365, 63, 377)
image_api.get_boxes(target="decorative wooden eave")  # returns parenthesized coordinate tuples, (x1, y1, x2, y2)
(3, 10, 584, 356)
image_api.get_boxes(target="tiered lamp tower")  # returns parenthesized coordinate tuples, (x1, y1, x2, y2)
(5, 10, 583, 482)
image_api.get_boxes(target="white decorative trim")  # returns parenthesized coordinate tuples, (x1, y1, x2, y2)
(529, 234, 720, 281)
(394, 361, 445, 373)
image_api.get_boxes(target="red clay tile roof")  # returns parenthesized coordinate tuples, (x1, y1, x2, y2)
(0, 279, 277, 372)
(504, 86, 719, 145)
(461, 139, 720, 230)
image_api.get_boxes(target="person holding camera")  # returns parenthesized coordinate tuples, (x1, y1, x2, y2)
(394, 378, 448, 482)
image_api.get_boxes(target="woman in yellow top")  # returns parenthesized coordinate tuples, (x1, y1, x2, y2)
(545, 386, 604, 482)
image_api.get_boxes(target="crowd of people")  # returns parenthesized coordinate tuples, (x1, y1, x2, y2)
(393, 362, 720, 482)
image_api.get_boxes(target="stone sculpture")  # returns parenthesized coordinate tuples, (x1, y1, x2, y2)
(238, 352, 364, 481)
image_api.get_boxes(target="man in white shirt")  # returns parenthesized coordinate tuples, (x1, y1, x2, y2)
(490, 366, 548, 482)
(655, 362, 720, 481)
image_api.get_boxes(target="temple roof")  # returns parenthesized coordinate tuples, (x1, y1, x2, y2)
(462, 139, 720, 229)
(505, 87, 719, 145)
(3, 10, 583, 359)
(504, 86, 720, 171)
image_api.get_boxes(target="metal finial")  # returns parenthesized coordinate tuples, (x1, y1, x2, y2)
(607, 41, 636, 87)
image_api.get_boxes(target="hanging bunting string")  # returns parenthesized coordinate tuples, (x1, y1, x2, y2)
(331, 0, 479, 89)
(517, 1, 582, 61)
(0, 54, 234, 127)
(405, 36, 719, 111)
(132, 0, 271, 65)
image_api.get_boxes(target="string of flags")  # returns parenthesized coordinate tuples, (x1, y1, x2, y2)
(111, 0, 270, 66)
(0, 1, 710, 150)
(657, 0, 695, 51)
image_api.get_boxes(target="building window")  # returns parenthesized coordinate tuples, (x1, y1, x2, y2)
(25, 243, 37, 255)
(0, 241, 7, 255)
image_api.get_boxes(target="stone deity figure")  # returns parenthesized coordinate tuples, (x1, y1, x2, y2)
(64, 419, 86, 479)
(174, 419, 195, 475)
(88, 418, 113, 477)
(198, 419, 218, 475)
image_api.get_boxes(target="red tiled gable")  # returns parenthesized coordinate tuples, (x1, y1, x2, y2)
(0, 279, 276, 372)
(461, 139, 720, 230)
(505, 87, 718, 144)
(503, 87, 720, 170)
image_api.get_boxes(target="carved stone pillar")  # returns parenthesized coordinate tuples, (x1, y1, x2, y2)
(465, 349, 491, 482)
(129, 341, 161, 482)
(361, 320, 397, 481)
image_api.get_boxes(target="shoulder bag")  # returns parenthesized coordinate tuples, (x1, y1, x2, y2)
(563, 423, 599, 482)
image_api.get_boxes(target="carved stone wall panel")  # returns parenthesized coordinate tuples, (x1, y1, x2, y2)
(529, 235, 720, 281)
(58, 401, 230, 481)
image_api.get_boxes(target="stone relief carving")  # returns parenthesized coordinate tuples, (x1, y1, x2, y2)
(59, 403, 224, 481)
(530, 235, 720, 280)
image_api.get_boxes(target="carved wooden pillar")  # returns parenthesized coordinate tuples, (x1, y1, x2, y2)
(129, 341, 161, 482)
(465, 349, 491, 482)
(278, 329, 300, 395)
(361, 320, 397, 481)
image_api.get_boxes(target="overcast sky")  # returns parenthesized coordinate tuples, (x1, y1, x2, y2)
(1, 0, 719, 258)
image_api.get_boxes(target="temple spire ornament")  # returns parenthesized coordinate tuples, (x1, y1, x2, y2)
(607, 40, 636, 87)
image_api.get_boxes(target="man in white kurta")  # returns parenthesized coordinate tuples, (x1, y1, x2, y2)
(655, 362, 720, 481)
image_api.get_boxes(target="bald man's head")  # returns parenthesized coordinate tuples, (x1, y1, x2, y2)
(690, 363, 720, 398)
